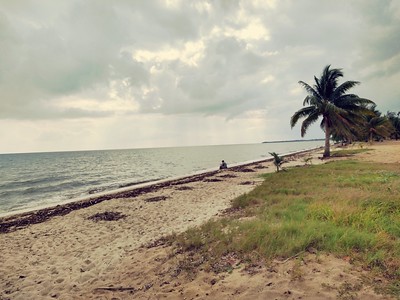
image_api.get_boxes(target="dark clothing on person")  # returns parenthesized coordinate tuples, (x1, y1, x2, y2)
(219, 160, 227, 169)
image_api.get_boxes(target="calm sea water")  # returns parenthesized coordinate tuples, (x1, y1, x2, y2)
(0, 141, 323, 216)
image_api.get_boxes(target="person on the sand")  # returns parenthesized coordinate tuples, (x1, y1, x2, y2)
(219, 160, 227, 170)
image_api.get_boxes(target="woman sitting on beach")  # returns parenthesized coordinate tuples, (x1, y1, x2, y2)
(219, 160, 228, 170)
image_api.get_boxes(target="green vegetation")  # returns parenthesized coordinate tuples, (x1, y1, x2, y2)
(269, 152, 284, 172)
(290, 65, 400, 156)
(387, 111, 400, 140)
(171, 160, 400, 296)
(330, 148, 371, 157)
(290, 65, 374, 158)
(361, 105, 394, 143)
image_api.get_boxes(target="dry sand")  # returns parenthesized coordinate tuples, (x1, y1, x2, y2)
(0, 143, 398, 299)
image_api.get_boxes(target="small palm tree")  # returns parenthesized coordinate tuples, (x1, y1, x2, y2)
(290, 65, 375, 158)
(269, 152, 284, 172)
(303, 157, 313, 166)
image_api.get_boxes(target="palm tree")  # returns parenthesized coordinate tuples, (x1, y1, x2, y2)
(269, 152, 284, 172)
(290, 65, 375, 157)
(362, 106, 394, 142)
(386, 111, 400, 140)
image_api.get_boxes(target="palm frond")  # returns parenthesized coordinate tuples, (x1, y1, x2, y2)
(333, 81, 360, 98)
(336, 95, 375, 108)
(302, 96, 312, 106)
(290, 106, 316, 128)
(327, 113, 359, 139)
(314, 76, 321, 94)
(303, 95, 323, 107)
(324, 101, 348, 116)
(301, 110, 320, 137)
(298, 81, 320, 100)
(319, 65, 343, 98)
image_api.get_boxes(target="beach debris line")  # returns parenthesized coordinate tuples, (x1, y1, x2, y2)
(145, 195, 169, 202)
(94, 282, 153, 293)
(87, 211, 126, 222)
(203, 178, 223, 182)
(0, 170, 219, 233)
(253, 164, 268, 169)
(218, 174, 237, 178)
(239, 181, 255, 185)
(175, 186, 194, 191)
(233, 167, 255, 173)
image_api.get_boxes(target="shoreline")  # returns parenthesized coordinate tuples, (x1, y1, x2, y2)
(1, 141, 398, 299)
(0, 145, 325, 299)
(0, 146, 321, 233)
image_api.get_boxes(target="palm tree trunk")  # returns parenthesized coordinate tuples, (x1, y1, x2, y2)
(323, 119, 330, 158)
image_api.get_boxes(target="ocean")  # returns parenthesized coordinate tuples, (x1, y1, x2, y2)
(0, 141, 323, 216)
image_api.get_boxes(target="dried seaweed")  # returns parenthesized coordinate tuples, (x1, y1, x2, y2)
(88, 211, 126, 222)
(145, 196, 168, 203)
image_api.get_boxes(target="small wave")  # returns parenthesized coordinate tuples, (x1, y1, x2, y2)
(0, 175, 71, 189)
(88, 187, 108, 195)
(85, 178, 165, 196)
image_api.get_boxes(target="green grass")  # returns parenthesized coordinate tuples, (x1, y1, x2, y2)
(330, 148, 371, 157)
(171, 159, 400, 296)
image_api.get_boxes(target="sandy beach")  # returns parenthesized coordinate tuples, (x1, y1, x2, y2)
(1, 143, 398, 299)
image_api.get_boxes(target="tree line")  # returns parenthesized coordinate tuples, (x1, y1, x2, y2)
(291, 65, 400, 158)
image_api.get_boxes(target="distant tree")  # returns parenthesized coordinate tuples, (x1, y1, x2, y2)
(386, 111, 400, 140)
(290, 65, 375, 157)
(361, 105, 394, 142)
(330, 126, 359, 145)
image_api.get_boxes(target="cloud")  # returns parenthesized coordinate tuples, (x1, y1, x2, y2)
(0, 0, 399, 152)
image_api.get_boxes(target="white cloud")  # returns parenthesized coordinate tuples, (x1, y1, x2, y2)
(133, 40, 205, 67)
(0, 0, 399, 153)
(261, 75, 275, 84)
(225, 18, 270, 41)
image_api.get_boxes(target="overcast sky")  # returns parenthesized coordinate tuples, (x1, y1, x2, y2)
(1, 0, 399, 153)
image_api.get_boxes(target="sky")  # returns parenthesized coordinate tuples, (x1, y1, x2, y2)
(1, 0, 400, 153)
